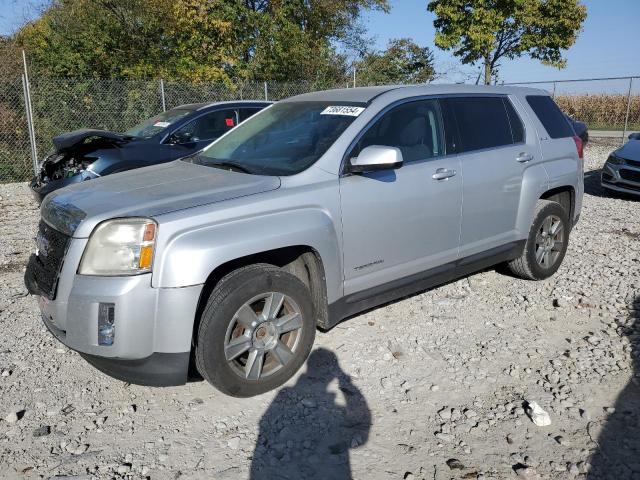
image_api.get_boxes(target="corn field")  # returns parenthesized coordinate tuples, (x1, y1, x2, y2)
(555, 94, 640, 131)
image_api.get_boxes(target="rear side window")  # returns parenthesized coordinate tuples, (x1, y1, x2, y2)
(239, 108, 263, 122)
(503, 98, 525, 143)
(447, 97, 513, 153)
(526, 95, 574, 138)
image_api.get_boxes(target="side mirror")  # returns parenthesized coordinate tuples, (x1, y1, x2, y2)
(167, 131, 194, 145)
(348, 145, 403, 174)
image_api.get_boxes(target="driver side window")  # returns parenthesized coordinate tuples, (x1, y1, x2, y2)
(352, 99, 444, 163)
(170, 109, 238, 143)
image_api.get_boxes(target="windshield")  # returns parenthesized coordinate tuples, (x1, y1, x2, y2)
(185, 101, 364, 175)
(125, 108, 192, 138)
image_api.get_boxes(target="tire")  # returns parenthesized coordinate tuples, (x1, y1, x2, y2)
(506, 200, 570, 280)
(195, 264, 316, 397)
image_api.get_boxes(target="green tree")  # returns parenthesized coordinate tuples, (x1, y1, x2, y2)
(427, 0, 587, 85)
(14, 0, 389, 84)
(355, 38, 436, 85)
(15, 0, 237, 82)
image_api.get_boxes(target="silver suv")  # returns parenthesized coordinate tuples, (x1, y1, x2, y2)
(25, 85, 584, 397)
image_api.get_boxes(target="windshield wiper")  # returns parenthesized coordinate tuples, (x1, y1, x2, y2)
(204, 160, 255, 174)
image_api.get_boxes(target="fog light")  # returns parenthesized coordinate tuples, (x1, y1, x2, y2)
(98, 303, 115, 346)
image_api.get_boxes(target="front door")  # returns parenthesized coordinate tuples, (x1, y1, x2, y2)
(339, 99, 463, 296)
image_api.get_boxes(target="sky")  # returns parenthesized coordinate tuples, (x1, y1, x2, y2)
(1, 0, 638, 90)
(362, 0, 639, 89)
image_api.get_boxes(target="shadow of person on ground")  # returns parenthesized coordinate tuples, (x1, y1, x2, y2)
(588, 296, 640, 479)
(250, 347, 371, 480)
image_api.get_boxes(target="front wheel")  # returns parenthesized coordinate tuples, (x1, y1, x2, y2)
(195, 264, 316, 397)
(506, 200, 570, 280)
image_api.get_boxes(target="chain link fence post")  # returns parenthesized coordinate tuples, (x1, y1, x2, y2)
(264, 82, 268, 101)
(22, 51, 38, 175)
(622, 77, 633, 145)
(552, 81, 557, 99)
(159, 78, 166, 112)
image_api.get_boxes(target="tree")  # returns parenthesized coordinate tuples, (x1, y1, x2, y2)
(427, 0, 587, 85)
(355, 38, 436, 85)
(13, 0, 389, 84)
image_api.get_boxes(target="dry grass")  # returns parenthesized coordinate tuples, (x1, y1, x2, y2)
(555, 94, 640, 130)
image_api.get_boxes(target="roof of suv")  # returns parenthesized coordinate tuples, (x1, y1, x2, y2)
(283, 84, 549, 104)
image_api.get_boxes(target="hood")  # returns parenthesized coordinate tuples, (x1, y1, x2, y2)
(52, 129, 133, 152)
(616, 139, 640, 161)
(42, 160, 281, 237)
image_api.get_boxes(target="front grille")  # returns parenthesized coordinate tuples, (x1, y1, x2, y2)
(619, 169, 640, 184)
(625, 158, 640, 168)
(25, 221, 70, 299)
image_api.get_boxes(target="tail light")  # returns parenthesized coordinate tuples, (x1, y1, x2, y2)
(573, 135, 584, 160)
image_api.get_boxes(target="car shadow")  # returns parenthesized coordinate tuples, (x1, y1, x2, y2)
(587, 295, 640, 478)
(250, 347, 371, 480)
(584, 168, 607, 198)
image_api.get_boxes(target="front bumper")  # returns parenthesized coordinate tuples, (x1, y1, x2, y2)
(26, 236, 203, 386)
(30, 171, 96, 204)
(601, 161, 640, 196)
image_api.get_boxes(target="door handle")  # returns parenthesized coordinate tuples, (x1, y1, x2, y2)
(516, 153, 533, 163)
(432, 168, 457, 180)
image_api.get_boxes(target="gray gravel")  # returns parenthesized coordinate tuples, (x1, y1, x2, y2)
(0, 140, 638, 479)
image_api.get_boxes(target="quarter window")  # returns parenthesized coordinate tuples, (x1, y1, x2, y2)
(352, 99, 444, 163)
(526, 95, 574, 139)
(447, 97, 513, 153)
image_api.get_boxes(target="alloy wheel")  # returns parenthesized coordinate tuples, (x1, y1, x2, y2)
(223, 292, 304, 380)
(534, 214, 564, 268)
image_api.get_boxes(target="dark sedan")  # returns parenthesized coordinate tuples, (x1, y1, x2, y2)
(30, 101, 271, 203)
(565, 114, 589, 145)
(601, 132, 640, 196)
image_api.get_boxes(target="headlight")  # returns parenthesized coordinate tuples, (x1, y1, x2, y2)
(607, 154, 623, 165)
(78, 218, 157, 276)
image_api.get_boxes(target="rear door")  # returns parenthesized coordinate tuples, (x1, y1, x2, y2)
(446, 96, 537, 257)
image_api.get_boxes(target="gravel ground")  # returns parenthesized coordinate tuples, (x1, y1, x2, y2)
(0, 140, 638, 480)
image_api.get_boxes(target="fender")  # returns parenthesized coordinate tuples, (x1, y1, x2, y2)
(152, 206, 343, 303)
(515, 163, 550, 237)
(542, 152, 583, 223)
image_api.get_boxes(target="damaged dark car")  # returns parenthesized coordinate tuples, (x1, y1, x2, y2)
(30, 100, 271, 203)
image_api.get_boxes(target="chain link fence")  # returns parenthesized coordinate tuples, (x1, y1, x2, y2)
(0, 64, 351, 183)
(0, 75, 32, 182)
(2, 54, 639, 184)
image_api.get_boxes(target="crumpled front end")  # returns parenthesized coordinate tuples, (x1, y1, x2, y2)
(30, 152, 99, 203)
(29, 129, 132, 203)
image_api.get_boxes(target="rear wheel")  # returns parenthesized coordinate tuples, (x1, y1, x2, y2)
(506, 200, 569, 280)
(195, 264, 316, 397)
